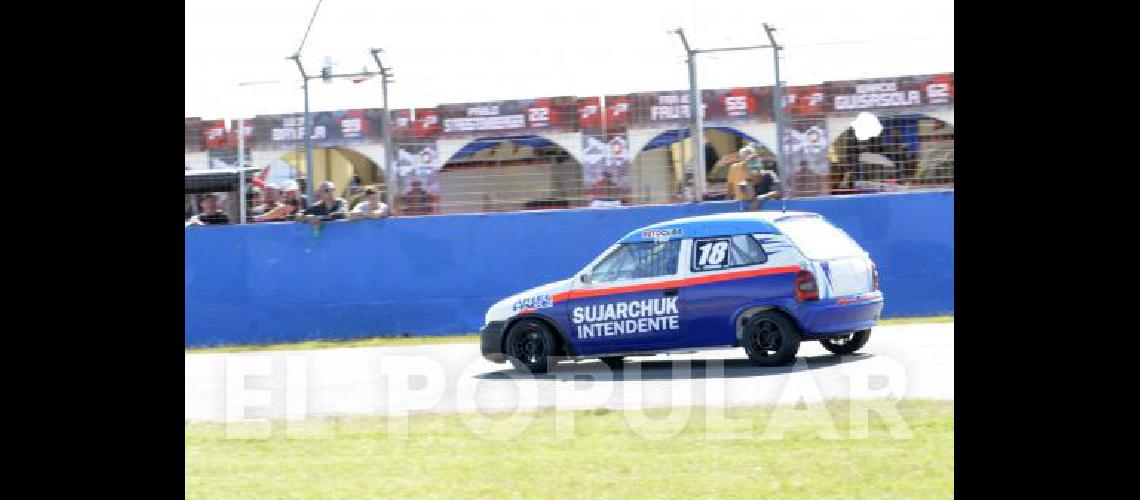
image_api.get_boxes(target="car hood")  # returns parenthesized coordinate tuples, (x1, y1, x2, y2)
(484, 278, 574, 324)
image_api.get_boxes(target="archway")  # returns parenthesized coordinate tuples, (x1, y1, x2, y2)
(828, 114, 954, 194)
(263, 147, 386, 204)
(631, 126, 775, 203)
(437, 135, 584, 214)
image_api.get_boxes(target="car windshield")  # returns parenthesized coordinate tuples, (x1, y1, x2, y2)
(774, 216, 865, 260)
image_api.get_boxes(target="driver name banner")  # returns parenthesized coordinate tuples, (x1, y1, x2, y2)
(572, 297, 680, 339)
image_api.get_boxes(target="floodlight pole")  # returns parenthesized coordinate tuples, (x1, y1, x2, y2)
(289, 54, 382, 202)
(672, 28, 781, 203)
(672, 28, 705, 202)
(369, 48, 396, 212)
(763, 23, 787, 191)
(288, 54, 315, 202)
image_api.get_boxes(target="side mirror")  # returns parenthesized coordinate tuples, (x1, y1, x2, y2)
(579, 273, 591, 284)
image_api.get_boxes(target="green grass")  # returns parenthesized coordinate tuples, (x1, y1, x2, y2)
(185, 316, 952, 354)
(185, 399, 953, 499)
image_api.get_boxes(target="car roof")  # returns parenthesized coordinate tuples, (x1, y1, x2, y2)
(618, 210, 821, 243)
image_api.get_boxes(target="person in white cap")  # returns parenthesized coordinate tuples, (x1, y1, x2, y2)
(253, 179, 308, 222)
(301, 181, 348, 227)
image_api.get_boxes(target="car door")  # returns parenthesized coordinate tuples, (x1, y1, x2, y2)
(563, 238, 689, 356)
(675, 233, 800, 348)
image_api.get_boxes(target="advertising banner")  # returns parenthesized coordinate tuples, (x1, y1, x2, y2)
(823, 73, 954, 112)
(201, 119, 229, 150)
(702, 87, 774, 123)
(393, 138, 442, 215)
(577, 96, 602, 131)
(602, 94, 631, 131)
(781, 85, 828, 117)
(580, 131, 632, 205)
(781, 118, 830, 197)
(437, 97, 577, 136)
(250, 109, 386, 149)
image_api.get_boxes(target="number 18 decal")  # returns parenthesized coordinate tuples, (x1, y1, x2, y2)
(694, 238, 730, 270)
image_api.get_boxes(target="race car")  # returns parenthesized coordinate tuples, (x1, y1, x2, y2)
(480, 211, 883, 373)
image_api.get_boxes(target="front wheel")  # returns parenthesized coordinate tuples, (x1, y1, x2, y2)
(741, 312, 801, 366)
(504, 319, 557, 374)
(819, 329, 871, 355)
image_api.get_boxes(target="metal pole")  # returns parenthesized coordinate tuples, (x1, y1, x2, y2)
(237, 117, 246, 224)
(370, 49, 396, 213)
(763, 23, 786, 187)
(688, 56, 706, 201)
(289, 54, 315, 203)
(673, 28, 707, 201)
(303, 77, 314, 203)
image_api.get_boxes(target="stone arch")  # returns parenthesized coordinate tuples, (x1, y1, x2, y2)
(628, 126, 777, 203)
(434, 134, 585, 214)
(256, 146, 386, 199)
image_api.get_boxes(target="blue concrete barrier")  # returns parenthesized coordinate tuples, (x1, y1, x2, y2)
(186, 190, 952, 346)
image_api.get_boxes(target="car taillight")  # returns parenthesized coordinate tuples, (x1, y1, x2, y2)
(794, 270, 819, 301)
(871, 262, 880, 291)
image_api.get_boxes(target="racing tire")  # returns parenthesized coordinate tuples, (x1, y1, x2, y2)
(819, 329, 871, 355)
(599, 356, 625, 370)
(741, 312, 801, 366)
(504, 319, 557, 374)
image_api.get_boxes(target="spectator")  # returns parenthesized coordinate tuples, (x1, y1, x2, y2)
(253, 182, 298, 223)
(704, 142, 719, 176)
(301, 180, 348, 227)
(350, 186, 390, 220)
(244, 185, 264, 220)
(185, 193, 231, 227)
(257, 184, 279, 211)
(726, 145, 755, 201)
(734, 144, 784, 211)
(400, 179, 435, 215)
(255, 180, 306, 222)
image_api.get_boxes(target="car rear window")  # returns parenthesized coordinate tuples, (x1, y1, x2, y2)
(774, 216, 865, 260)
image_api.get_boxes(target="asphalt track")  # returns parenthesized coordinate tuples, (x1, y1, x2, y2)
(185, 322, 953, 422)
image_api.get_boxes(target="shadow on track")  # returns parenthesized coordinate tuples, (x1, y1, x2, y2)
(474, 353, 873, 381)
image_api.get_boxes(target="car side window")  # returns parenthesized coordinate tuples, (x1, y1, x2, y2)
(591, 240, 682, 283)
(691, 235, 768, 272)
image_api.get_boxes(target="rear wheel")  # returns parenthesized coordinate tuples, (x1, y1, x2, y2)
(819, 329, 871, 355)
(599, 356, 625, 370)
(504, 319, 557, 374)
(741, 312, 801, 366)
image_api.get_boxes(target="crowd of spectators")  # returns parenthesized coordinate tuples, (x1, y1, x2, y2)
(186, 179, 389, 228)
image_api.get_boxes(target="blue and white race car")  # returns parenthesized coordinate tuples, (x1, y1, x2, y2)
(480, 211, 883, 373)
